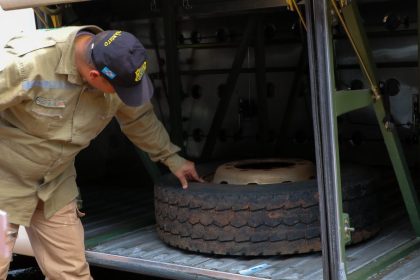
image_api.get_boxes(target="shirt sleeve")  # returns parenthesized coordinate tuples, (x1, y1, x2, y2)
(115, 101, 186, 173)
(0, 52, 26, 111)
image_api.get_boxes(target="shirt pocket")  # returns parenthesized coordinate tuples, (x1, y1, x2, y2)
(24, 94, 70, 139)
(32, 96, 65, 117)
(29, 107, 64, 138)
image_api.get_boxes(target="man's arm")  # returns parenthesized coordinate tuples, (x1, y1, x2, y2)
(116, 101, 203, 188)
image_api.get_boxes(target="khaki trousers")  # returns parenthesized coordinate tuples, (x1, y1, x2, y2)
(0, 200, 92, 280)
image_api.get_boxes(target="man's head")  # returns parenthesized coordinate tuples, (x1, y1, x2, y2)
(78, 30, 153, 107)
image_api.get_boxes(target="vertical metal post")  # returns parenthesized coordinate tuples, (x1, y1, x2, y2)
(417, 0, 420, 157)
(162, 0, 184, 149)
(254, 17, 269, 155)
(418, 0, 420, 91)
(201, 17, 257, 158)
(276, 47, 307, 152)
(306, 0, 347, 279)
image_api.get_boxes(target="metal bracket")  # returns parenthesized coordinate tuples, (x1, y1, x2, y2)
(343, 213, 354, 245)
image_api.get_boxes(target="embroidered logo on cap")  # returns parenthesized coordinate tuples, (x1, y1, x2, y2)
(104, 31, 122, 46)
(135, 61, 147, 82)
(101, 66, 117, 80)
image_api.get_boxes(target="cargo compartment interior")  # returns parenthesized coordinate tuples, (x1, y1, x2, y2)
(75, 119, 420, 280)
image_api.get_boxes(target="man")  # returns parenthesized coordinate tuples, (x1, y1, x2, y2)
(0, 25, 203, 279)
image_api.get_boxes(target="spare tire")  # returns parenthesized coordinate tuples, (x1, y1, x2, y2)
(155, 162, 381, 256)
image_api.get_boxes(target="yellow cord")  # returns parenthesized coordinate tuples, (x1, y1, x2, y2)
(50, 15, 62, 28)
(292, 0, 307, 31)
(286, 0, 307, 31)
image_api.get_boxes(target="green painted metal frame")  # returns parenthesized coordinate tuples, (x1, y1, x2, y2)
(325, 0, 420, 278)
(334, 89, 371, 116)
(339, 0, 420, 236)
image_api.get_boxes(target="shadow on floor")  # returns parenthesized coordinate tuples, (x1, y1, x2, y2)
(8, 255, 164, 280)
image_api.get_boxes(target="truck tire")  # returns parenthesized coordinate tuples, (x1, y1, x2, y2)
(155, 163, 381, 256)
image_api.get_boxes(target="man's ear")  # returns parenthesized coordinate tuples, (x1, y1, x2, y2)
(88, 69, 101, 80)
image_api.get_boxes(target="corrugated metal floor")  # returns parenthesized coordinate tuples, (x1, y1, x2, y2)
(80, 188, 418, 280)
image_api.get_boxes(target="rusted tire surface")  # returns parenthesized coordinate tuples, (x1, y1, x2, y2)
(155, 163, 381, 256)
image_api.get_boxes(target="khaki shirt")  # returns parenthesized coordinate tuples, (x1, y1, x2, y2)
(0, 26, 185, 226)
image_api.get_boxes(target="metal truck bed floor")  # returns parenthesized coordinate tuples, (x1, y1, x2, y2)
(378, 248, 420, 280)
(83, 187, 420, 280)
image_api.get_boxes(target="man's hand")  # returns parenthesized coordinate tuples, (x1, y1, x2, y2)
(174, 160, 204, 189)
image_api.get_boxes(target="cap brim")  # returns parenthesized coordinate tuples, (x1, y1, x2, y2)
(114, 74, 154, 107)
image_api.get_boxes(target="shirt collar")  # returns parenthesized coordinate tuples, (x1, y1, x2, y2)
(55, 25, 103, 85)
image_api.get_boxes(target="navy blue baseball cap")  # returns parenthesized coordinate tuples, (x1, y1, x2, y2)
(90, 30, 153, 106)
